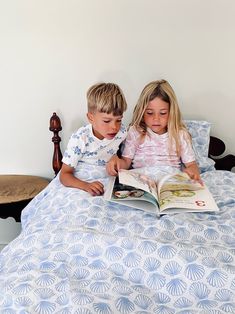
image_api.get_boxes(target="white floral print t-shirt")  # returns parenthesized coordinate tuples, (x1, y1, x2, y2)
(62, 123, 127, 170)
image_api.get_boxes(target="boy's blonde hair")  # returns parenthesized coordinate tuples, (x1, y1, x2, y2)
(131, 79, 190, 155)
(87, 83, 127, 116)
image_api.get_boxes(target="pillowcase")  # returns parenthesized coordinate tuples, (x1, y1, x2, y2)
(184, 120, 215, 172)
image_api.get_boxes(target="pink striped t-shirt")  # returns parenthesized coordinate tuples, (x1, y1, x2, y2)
(122, 126, 195, 169)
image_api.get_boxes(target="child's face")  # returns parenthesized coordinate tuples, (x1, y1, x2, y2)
(87, 111, 123, 140)
(143, 97, 169, 135)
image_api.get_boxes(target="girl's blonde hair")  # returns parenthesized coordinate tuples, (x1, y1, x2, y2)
(131, 79, 190, 155)
(87, 82, 127, 116)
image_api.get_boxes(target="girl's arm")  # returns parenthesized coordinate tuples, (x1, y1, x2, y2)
(106, 155, 132, 176)
(60, 163, 104, 196)
(183, 161, 203, 185)
(179, 130, 202, 184)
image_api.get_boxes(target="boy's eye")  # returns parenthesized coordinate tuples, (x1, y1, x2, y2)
(103, 119, 122, 123)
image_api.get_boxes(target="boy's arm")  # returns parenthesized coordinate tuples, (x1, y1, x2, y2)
(60, 163, 104, 196)
(183, 161, 203, 185)
(106, 155, 132, 176)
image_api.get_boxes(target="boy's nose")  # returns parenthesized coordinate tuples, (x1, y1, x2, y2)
(111, 122, 119, 130)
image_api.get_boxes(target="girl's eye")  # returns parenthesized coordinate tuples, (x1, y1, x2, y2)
(160, 112, 167, 115)
(146, 111, 153, 115)
(103, 121, 110, 123)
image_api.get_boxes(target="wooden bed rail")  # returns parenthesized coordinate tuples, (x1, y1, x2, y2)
(49, 112, 235, 176)
(209, 136, 235, 171)
(49, 112, 62, 176)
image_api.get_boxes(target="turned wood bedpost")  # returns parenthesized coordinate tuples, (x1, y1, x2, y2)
(49, 112, 63, 176)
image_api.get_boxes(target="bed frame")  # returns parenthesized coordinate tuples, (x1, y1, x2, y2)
(49, 112, 235, 176)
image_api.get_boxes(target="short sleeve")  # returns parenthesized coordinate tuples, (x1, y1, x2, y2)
(62, 131, 85, 168)
(179, 130, 196, 164)
(122, 126, 141, 160)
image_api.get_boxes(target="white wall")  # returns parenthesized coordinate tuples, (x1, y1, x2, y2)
(1, 0, 235, 179)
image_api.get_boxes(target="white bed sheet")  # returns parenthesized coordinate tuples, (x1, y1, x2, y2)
(1, 165, 235, 313)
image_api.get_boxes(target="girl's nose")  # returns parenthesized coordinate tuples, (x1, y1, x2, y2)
(153, 114, 160, 120)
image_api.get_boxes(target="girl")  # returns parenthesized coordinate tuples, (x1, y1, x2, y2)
(106, 79, 201, 182)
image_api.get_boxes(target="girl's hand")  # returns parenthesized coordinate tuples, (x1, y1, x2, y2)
(183, 162, 203, 185)
(82, 181, 104, 196)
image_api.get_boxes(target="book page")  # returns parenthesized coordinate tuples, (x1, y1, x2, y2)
(158, 172, 202, 194)
(104, 174, 159, 214)
(112, 179, 158, 207)
(157, 172, 218, 213)
(118, 169, 159, 202)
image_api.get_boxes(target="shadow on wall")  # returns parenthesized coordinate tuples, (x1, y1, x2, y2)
(0, 218, 21, 251)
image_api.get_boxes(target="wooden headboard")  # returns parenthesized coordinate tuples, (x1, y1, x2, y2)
(49, 112, 235, 176)
(208, 136, 235, 171)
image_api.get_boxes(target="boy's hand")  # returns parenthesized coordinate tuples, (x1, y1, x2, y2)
(60, 163, 104, 195)
(83, 181, 104, 196)
(106, 155, 132, 176)
(183, 162, 203, 185)
(106, 155, 120, 176)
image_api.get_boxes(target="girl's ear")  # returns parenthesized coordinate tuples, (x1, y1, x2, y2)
(87, 112, 94, 123)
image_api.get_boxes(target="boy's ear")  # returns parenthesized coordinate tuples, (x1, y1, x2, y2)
(87, 112, 94, 123)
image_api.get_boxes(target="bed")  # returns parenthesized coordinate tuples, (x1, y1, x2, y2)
(1, 112, 235, 313)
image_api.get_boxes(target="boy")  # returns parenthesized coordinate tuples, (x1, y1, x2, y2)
(60, 82, 127, 196)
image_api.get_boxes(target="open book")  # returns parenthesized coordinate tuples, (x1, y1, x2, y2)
(104, 169, 219, 215)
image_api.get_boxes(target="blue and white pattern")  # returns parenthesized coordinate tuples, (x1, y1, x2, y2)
(184, 120, 215, 172)
(184, 120, 211, 158)
(62, 123, 126, 169)
(1, 166, 235, 313)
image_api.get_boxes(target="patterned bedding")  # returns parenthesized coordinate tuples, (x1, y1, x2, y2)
(1, 165, 235, 313)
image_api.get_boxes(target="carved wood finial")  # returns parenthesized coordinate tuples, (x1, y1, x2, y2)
(49, 112, 62, 176)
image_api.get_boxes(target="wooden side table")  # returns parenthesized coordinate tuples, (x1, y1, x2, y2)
(0, 175, 49, 222)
